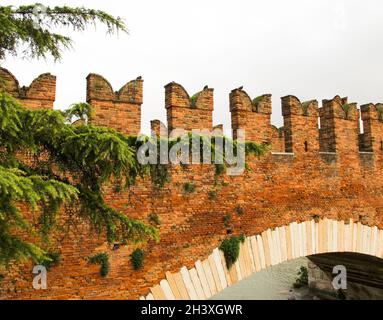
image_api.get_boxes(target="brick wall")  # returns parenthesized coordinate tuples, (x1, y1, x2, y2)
(0, 67, 55, 109)
(86, 73, 143, 136)
(165, 82, 213, 135)
(1, 68, 383, 300)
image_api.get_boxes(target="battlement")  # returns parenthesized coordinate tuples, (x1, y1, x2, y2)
(360, 103, 383, 154)
(0, 67, 56, 109)
(321, 95, 359, 121)
(281, 95, 318, 117)
(229, 88, 274, 146)
(230, 88, 272, 114)
(3, 67, 383, 164)
(281, 95, 319, 154)
(86, 73, 143, 135)
(319, 95, 360, 154)
(165, 82, 213, 133)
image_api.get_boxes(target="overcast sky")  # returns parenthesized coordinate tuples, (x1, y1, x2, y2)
(3, 0, 383, 134)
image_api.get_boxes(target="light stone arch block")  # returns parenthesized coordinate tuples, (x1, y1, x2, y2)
(160, 279, 175, 300)
(279, 227, 287, 262)
(150, 284, 166, 300)
(262, 231, 272, 267)
(208, 254, 223, 292)
(256, 235, 266, 269)
(250, 236, 261, 272)
(195, 260, 212, 298)
(247, 237, 256, 272)
(180, 267, 198, 300)
(189, 268, 205, 299)
(165, 271, 182, 300)
(202, 259, 217, 295)
(212, 248, 228, 289)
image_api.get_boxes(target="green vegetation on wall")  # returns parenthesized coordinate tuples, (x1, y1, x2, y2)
(293, 266, 308, 288)
(89, 253, 110, 277)
(148, 213, 160, 226)
(183, 182, 196, 194)
(219, 234, 245, 268)
(131, 248, 144, 270)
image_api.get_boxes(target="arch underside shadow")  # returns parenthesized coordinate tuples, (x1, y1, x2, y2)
(140, 219, 383, 300)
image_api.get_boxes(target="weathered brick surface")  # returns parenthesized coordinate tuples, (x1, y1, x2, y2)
(165, 82, 213, 134)
(1, 68, 383, 300)
(86, 73, 143, 135)
(0, 67, 55, 109)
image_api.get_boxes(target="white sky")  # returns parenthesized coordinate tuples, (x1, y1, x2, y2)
(3, 0, 383, 134)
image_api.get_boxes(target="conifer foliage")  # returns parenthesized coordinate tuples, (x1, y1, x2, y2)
(0, 3, 158, 267)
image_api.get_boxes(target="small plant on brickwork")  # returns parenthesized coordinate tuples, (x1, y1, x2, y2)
(89, 253, 110, 277)
(219, 234, 245, 268)
(41, 252, 61, 270)
(131, 248, 144, 270)
(235, 205, 244, 216)
(183, 182, 196, 194)
(190, 94, 198, 108)
(0, 274, 4, 282)
(342, 103, 351, 119)
(312, 214, 321, 223)
(223, 214, 232, 228)
(251, 96, 263, 112)
(148, 213, 160, 226)
(293, 266, 308, 288)
(301, 101, 313, 116)
(208, 190, 217, 200)
(215, 163, 226, 176)
(150, 164, 170, 188)
(113, 183, 122, 193)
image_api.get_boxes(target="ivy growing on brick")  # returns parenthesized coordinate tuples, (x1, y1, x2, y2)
(251, 96, 263, 112)
(235, 205, 244, 216)
(89, 252, 110, 277)
(223, 214, 232, 228)
(190, 93, 198, 108)
(183, 182, 196, 194)
(41, 252, 61, 270)
(208, 190, 217, 200)
(131, 248, 144, 270)
(219, 234, 245, 268)
(148, 213, 160, 226)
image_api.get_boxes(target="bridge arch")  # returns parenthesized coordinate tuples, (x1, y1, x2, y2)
(140, 218, 383, 300)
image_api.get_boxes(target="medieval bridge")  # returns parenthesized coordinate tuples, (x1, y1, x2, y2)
(1, 67, 383, 300)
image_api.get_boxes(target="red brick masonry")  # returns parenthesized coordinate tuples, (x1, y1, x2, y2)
(1, 67, 383, 299)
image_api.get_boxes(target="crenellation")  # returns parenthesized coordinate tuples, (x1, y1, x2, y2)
(0, 67, 56, 109)
(2, 66, 382, 163)
(86, 73, 143, 135)
(230, 88, 274, 147)
(319, 95, 360, 154)
(281, 95, 319, 154)
(360, 103, 383, 158)
(165, 82, 213, 133)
